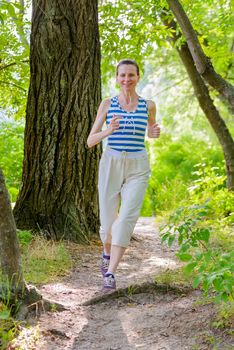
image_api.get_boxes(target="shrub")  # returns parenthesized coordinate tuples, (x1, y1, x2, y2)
(160, 163, 234, 303)
(142, 134, 223, 216)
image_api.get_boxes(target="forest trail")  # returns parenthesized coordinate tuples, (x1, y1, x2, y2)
(32, 218, 232, 350)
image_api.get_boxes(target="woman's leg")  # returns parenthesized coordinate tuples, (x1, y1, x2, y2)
(107, 245, 126, 274)
(103, 243, 111, 255)
(111, 175, 149, 247)
(98, 152, 122, 248)
(103, 175, 147, 290)
(98, 152, 123, 279)
(102, 154, 150, 290)
(103, 175, 149, 290)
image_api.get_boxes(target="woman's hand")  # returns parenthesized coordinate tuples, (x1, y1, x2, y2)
(107, 115, 123, 134)
(148, 123, 161, 138)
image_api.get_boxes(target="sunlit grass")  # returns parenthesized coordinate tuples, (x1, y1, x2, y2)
(212, 301, 234, 330)
(21, 235, 73, 285)
(209, 223, 234, 253)
(155, 267, 193, 287)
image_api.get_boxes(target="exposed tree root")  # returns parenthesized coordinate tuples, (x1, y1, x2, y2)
(13, 285, 67, 320)
(82, 281, 192, 306)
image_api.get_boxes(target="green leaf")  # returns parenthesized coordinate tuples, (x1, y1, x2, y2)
(184, 262, 197, 274)
(161, 233, 169, 242)
(197, 210, 208, 217)
(197, 228, 210, 242)
(178, 234, 184, 245)
(202, 279, 209, 291)
(220, 292, 229, 302)
(168, 234, 176, 247)
(198, 263, 207, 273)
(177, 252, 193, 261)
(193, 275, 202, 288)
(224, 281, 234, 294)
(212, 278, 223, 292)
(0, 14, 4, 24)
(6, 3, 16, 18)
(0, 310, 11, 320)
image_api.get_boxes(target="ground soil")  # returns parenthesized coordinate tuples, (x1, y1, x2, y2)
(23, 218, 234, 349)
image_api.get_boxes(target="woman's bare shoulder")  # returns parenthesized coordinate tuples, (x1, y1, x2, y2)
(100, 97, 111, 109)
(146, 99, 156, 110)
(96, 98, 112, 120)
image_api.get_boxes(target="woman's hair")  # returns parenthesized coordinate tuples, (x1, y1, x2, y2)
(116, 59, 140, 76)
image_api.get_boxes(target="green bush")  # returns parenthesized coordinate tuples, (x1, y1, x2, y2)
(141, 134, 224, 216)
(0, 121, 24, 202)
(160, 163, 234, 303)
(188, 163, 234, 224)
(161, 202, 234, 303)
(150, 134, 223, 182)
(17, 230, 33, 246)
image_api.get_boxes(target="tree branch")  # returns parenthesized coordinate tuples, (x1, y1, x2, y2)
(0, 60, 29, 72)
(161, 10, 234, 189)
(166, 0, 234, 109)
(0, 80, 27, 92)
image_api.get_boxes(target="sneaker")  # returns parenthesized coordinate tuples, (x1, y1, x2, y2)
(100, 254, 110, 277)
(103, 273, 116, 291)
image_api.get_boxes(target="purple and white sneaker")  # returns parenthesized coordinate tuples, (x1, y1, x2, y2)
(103, 273, 116, 291)
(100, 254, 110, 277)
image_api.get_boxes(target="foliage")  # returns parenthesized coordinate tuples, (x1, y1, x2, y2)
(188, 163, 234, 224)
(180, 0, 234, 77)
(0, 0, 30, 119)
(99, 0, 234, 86)
(0, 297, 40, 350)
(0, 309, 18, 350)
(161, 203, 234, 303)
(99, 0, 171, 85)
(0, 120, 24, 201)
(141, 134, 223, 216)
(17, 230, 33, 246)
(212, 301, 234, 329)
(160, 164, 234, 303)
(0, 275, 20, 350)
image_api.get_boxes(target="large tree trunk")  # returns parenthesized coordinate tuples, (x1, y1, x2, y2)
(166, 0, 234, 109)
(0, 169, 24, 292)
(0, 170, 65, 318)
(13, 0, 102, 241)
(162, 16, 234, 190)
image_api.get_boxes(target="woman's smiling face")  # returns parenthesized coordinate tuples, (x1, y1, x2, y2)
(116, 64, 140, 92)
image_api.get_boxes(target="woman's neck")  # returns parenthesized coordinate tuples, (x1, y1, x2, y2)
(118, 91, 139, 105)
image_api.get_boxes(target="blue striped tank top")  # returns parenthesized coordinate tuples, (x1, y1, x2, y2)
(106, 96, 148, 152)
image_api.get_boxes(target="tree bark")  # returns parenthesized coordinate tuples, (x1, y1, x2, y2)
(162, 16, 234, 190)
(13, 0, 102, 241)
(0, 169, 25, 292)
(166, 0, 234, 109)
(0, 170, 66, 316)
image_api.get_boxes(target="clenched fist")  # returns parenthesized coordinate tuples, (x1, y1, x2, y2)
(148, 123, 161, 138)
(108, 115, 123, 134)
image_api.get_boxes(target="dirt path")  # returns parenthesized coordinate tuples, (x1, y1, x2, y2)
(32, 218, 232, 350)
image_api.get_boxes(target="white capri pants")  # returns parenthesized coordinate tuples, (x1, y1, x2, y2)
(98, 147, 151, 247)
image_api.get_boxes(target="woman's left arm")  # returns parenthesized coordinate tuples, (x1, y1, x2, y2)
(147, 100, 160, 138)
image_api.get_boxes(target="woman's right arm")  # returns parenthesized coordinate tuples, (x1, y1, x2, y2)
(87, 98, 122, 148)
